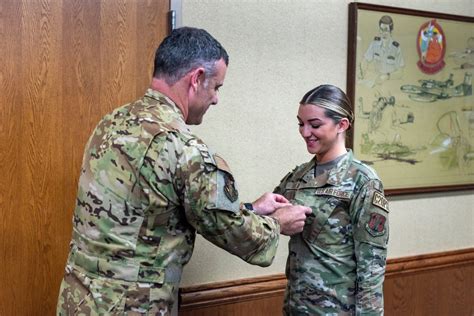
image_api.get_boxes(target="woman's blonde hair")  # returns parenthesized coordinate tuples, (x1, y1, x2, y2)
(300, 84, 354, 129)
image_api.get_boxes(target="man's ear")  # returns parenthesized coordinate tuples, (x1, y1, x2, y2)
(190, 67, 205, 91)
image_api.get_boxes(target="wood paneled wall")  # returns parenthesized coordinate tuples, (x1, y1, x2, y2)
(0, 1, 168, 315)
(179, 248, 474, 316)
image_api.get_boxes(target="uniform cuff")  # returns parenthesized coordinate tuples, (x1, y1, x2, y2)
(242, 202, 254, 212)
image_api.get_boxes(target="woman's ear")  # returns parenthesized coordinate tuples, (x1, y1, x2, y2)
(338, 118, 350, 133)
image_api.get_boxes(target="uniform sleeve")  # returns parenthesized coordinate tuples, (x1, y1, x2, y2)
(351, 179, 389, 315)
(168, 135, 280, 267)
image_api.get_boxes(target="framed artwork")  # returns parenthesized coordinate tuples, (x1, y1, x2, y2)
(347, 3, 474, 195)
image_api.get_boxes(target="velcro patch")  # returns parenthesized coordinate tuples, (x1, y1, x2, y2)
(372, 191, 389, 213)
(213, 154, 232, 174)
(365, 212, 387, 237)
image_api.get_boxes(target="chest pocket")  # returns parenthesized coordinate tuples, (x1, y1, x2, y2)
(385, 54, 397, 65)
(294, 189, 352, 246)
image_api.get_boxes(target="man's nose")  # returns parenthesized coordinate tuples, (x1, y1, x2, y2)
(211, 95, 218, 105)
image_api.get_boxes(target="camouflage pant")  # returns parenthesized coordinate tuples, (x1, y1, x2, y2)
(57, 267, 178, 315)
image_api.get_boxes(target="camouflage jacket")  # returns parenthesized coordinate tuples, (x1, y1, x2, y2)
(274, 151, 389, 316)
(57, 89, 280, 315)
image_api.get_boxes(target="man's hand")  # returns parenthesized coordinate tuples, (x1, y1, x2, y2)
(270, 205, 312, 236)
(251, 192, 291, 215)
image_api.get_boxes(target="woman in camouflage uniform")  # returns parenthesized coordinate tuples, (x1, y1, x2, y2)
(274, 85, 389, 315)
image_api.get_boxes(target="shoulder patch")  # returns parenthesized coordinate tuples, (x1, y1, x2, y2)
(365, 212, 387, 237)
(223, 173, 238, 202)
(372, 191, 389, 213)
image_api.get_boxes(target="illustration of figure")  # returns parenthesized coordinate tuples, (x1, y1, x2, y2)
(368, 96, 395, 134)
(358, 96, 418, 164)
(420, 23, 443, 64)
(416, 19, 446, 74)
(358, 95, 413, 135)
(359, 15, 405, 87)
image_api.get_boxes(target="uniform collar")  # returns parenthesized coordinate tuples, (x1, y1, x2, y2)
(301, 150, 354, 187)
(144, 89, 190, 132)
(325, 150, 353, 185)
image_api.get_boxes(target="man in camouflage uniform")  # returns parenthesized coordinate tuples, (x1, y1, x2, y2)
(274, 84, 389, 315)
(57, 27, 311, 315)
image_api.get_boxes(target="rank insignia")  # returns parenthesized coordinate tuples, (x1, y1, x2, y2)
(366, 212, 386, 237)
(223, 173, 238, 202)
(372, 191, 389, 212)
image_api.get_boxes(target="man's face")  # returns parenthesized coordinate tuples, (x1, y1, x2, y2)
(379, 23, 391, 40)
(187, 58, 227, 125)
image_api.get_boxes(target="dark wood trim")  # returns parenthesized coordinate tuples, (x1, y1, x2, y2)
(348, 2, 474, 21)
(179, 248, 474, 310)
(179, 274, 286, 310)
(386, 247, 474, 276)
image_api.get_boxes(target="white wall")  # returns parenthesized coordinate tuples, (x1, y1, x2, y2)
(180, 0, 474, 286)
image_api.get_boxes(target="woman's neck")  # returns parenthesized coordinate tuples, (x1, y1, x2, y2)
(316, 146, 347, 164)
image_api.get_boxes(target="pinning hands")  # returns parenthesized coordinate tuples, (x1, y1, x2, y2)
(269, 205, 312, 236)
(250, 192, 312, 236)
(251, 192, 291, 215)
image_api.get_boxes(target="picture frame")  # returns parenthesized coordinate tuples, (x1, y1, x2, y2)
(347, 3, 474, 195)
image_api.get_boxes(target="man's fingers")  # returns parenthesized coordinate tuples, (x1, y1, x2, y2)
(274, 202, 292, 209)
(273, 194, 289, 203)
(292, 205, 312, 216)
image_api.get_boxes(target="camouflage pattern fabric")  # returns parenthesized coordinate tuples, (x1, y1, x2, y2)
(274, 151, 389, 315)
(57, 89, 280, 315)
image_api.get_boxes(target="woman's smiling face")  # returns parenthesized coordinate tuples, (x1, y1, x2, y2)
(297, 104, 341, 162)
